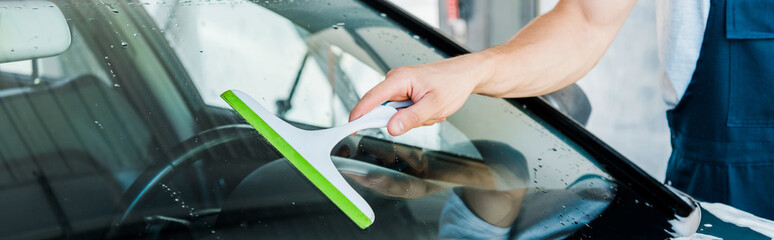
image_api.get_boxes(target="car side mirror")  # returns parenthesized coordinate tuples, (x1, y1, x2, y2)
(0, 1, 71, 63)
(540, 84, 592, 126)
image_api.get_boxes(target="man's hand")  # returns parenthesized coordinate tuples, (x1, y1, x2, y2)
(348, 51, 497, 136)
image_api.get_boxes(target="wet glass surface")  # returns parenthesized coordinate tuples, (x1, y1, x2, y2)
(0, 0, 661, 239)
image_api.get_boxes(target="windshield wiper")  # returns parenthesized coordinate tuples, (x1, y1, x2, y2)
(276, 52, 309, 117)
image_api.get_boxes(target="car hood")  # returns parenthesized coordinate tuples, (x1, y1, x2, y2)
(682, 202, 774, 240)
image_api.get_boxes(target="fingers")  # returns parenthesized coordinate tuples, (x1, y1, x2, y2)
(350, 66, 453, 136)
(421, 117, 446, 126)
(349, 71, 412, 122)
(387, 96, 438, 136)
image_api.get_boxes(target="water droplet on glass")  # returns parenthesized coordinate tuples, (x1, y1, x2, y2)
(412, 35, 420, 40)
(380, 13, 387, 17)
(211, 230, 216, 234)
(703, 223, 712, 228)
(104, 3, 120, 14)
(174, 198, 179, 201)
(121, 42, 128, 48)
(114, 83, 120, 87)
(33, 78, 41, 85)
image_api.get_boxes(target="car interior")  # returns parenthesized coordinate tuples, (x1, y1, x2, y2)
(0, 0, 683, 239)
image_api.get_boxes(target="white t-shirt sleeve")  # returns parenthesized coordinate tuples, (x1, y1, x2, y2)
(656, 0, 710, 107)
(439, 191, 512, 240)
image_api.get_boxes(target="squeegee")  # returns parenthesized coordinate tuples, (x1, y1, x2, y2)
(220, 90, 412, 229)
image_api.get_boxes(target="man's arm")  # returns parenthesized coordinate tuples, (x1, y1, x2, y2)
(350, 0, 638, 136)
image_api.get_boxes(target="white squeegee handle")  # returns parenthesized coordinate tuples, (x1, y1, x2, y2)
(318, 100, 414, 141)
(383, 100, 413, 109)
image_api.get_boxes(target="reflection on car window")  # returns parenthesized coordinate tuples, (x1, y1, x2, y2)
(0, 0, 617, 239)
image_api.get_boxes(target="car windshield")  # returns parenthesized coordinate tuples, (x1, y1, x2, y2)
(0, 0, 675, 239)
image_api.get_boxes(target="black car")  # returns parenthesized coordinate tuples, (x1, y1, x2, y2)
(0, 0, 771, 239)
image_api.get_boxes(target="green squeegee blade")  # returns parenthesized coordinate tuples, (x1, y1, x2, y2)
(221, 90, 372, 229)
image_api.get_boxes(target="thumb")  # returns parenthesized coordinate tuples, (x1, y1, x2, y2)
(388, 98, 436, 136)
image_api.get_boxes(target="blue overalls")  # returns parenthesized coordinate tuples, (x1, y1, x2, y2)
(665, 0, 774, 220)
